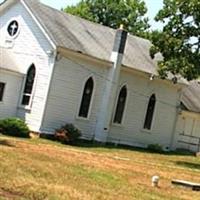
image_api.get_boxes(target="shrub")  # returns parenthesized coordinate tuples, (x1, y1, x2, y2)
(0, 118, 30, 138)
(147, 144, 163, 153)
(55, 123, 81, 144)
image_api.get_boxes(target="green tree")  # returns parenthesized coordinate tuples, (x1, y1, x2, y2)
(150, 0, 200, 80)
(64, 0, 150, 38)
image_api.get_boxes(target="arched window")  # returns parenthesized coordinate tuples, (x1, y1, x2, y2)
(143, 94, 156, 130)
(21, 64, 36, 106)
(113, 85, 127, 124)
(78, 77, 94, 118)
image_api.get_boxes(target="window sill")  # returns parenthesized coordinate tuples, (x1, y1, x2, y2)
(17, 105, 31, 111)
(141, 128, 152, 134)
(75, 116, 90, 122)
(111, 123, 124, 128)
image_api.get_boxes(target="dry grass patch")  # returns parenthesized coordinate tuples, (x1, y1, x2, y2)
(0, 135, 200, 200)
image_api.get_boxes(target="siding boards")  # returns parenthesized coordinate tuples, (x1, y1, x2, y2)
(0, 2, 54, 131)
(0, 2, 181, 148)
(174, 112, 200, 152)
(0, 70, 22, 119)
(108, 70, 179, 149)
(41, 57, 107, 138)
(42, 57, 179, 149)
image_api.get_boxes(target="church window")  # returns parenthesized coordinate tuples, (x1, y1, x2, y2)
(0, 82, 5, 102)
(21, 64, 36, 106)
(78, 77, 94, 118)
(7, 20, 19, 37)
(113, 85, 127, 124)
(143, 94, 156, 130)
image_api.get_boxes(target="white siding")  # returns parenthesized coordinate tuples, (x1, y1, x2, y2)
(108, 70, 179, 150)
(41, 57, 108, 138)
(174, 112, 200, 152)
(0, 2, 182, 150)
(0, 70, 23, 119)
(42, 56, 180, 150)
(0, 2, 54, 131)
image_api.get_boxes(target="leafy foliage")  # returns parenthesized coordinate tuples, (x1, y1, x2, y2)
(55, 123, 81, 144)
(64, 0, 150, 38)
(0, 118, 30, 138)
(150, 0, 200, 80)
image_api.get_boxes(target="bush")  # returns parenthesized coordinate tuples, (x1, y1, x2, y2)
(0, 118, 30, 138)
(54, 123, 81, 144)
(147, 144, 163, 153)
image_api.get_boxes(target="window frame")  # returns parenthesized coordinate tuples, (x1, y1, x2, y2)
(0, 82, 6, 102)
(112, 84, 128, 126)
(6, 18, 20, 39)
(19, 64, 37, 109)
(143, 94, 156, 131)
(76, 76, 95, 120)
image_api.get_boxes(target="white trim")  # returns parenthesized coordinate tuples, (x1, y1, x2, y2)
(21, 0, 56, 50)
(39, 54, 56, 132)
(6, 18, 20, 39)
(112, 83, 129, 126)
(76, 75, 96, 120)
(169, 88, 182, 149)
(141, 128, 152, 134)
(19, 64, 37, 110)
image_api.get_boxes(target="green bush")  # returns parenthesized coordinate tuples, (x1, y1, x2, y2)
(55, 123, 81, 144)
(147, 144, 163, 153)
(0, 118, 30, 138)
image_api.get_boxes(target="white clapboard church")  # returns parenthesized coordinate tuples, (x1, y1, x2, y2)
(0, 0, 199, 151)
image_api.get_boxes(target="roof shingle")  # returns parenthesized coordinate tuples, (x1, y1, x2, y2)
(23, 0, 159, 74)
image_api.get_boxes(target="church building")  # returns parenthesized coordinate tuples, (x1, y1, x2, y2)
(1, 0, 195, 151)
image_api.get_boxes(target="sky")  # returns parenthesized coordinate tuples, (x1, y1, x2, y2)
(0, 0, 163, 30)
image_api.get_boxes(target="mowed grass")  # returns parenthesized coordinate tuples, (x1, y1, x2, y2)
(0, 135, 200, 200)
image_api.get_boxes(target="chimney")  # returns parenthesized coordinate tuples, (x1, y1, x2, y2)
(94, 26, 128, 142)
(112, 25, 127, 55)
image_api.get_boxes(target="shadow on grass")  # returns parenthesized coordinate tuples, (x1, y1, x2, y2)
(72, 139, 194, 156)
(39, 134, 195, 156)
(176, 161, 200, 170)
(0, 139, 15, 147)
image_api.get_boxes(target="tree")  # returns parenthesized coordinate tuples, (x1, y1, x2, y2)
(64, 0, 150, 38)
(150, 0, 200, 81)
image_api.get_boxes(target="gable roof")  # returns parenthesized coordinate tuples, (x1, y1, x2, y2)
(181, 80, 200, 113)
(20, 0, 159, 75)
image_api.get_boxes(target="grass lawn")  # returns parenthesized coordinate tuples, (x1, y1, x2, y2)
(0, 135, 200, 200)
